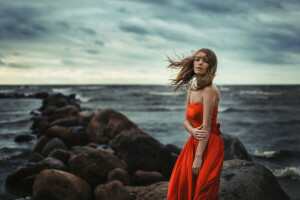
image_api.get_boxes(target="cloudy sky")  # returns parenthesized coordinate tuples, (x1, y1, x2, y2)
(0, 0, 299, 85)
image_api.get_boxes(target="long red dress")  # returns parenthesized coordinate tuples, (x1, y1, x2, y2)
(167, 102, 224, 200)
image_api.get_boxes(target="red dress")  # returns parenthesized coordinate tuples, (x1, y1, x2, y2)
(167, 102, 224, 200)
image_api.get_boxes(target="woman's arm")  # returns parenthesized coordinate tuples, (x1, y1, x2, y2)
(195, 86, 217, 157)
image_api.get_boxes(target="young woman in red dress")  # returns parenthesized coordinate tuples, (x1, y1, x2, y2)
(166, 48, 224, 200)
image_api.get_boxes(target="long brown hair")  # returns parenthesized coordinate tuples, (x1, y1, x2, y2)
(166, 48, 218, 93)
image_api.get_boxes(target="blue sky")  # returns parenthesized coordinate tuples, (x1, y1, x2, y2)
(0, 0, 299, 85)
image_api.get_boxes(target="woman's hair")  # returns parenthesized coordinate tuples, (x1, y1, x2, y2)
(166, 48, 218, 93)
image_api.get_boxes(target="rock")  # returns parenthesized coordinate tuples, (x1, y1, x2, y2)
(50, 116, 79, 127)
(14, 134, 35, 142)
(165, 144, 182, 155)
(219, 159, 290, 200)
(107, 168, 131, 186)
(77, 110, 95, 126)
(32, 169, 92, 200)
(48, 149, 71, 166)
(87, 142, 99, 148)
(5, 163, 44, 195)
(110, 128, 173, 178)
(30, 117, 51, 136)
(128, 181, 169, 200)
(48, 105, 80, 122)
(94, 180, 130, 200)
(38, 157, 67, 171)
(39, 93, 80, 112)
(69, 149, 127, 186)
(70, 145, 95, 155)
(222, 133, 252, 161)
(131, 170, 166, 186)
(41, 137, 68, 156)
(28, 152, 45, 163)
(32, 135, 51, 154)
(87, 109, 138, 144)
(46, 125, 88, 148)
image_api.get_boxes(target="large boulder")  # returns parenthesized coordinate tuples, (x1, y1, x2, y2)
(68, 149, 127, 186)
(109, 128, 173, 178)
(219, 159, 290, 200)
(32, 169, 92, 200)
(87, 109, 138, 144)
(127, 159, 291, 200)
(221, 133, 252, 161)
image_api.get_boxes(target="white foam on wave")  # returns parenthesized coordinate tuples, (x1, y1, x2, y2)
(76, 94, 93, 103)
(219, 87, 230, 92)
(270, 166, 300, 179)
(52, 88, 72, 93)
(239, 90, 282, 96)
(0, 89, 15, 93)
(248, 149, 277, 158)
(149, 91, 184, 96)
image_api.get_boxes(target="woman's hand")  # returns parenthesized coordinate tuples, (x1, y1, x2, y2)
(191, 125, 209, 140)
(192, 156, 203, 176)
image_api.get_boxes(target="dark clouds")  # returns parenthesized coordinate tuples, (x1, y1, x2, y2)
(0, 0, 299, 73)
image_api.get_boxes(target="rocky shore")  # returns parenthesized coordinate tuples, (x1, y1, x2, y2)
(4, 93, 291, 200)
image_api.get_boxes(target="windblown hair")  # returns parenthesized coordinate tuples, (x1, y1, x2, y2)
(166, 48, 218, 93)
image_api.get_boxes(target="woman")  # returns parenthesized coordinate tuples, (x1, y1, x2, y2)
(166, 48, 224, 200)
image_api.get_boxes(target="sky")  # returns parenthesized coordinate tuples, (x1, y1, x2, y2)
(0, 0, 299, 85)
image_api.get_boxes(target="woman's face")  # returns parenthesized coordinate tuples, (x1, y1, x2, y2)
(193, 51, 209, 76)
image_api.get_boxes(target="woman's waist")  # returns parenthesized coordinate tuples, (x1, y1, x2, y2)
(192, 122, 222, 136)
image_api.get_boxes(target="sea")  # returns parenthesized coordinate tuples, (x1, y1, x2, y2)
(0, 84, 299, 200)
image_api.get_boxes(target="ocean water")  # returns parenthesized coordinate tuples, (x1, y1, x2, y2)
(0, 84, 299, 199)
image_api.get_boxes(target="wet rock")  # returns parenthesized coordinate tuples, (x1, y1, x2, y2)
(14, 134, 35, 142)
(87, 109, 138, 144)
(70, 145, 95, 155)
(39, 93, 80, 112)
(50, 116, 79, 127)
(107, 168, 131, 186)
(32, 169, 92, 200)
(48, 149, 71, 166)
(128, 181, 169, 200)
(110, 128, 173, 178)
(131, 170, 166, 186)
(45, 125, 87, 148)
(69, 149, 127, 186)
(28, 152, 45, 163)
(38, 157, 67, 171)
(222, 134, 252, 161)
(41, 137, 68, 156)
(5, 163, 44, 195)
(219, 159, 290, 200)
(32, 135, 51, 154)
(94, 180, 129, 200)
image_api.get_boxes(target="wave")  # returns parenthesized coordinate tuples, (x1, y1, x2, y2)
(76, 94, 93, 103)
(52, 88, 73, 94)
(219, 87, 230, 92)
(270, 166, 300, 180)
(148, 91, 184, 96)
(0, 118, 30, 125)
(0, 149, 32, 162)
(239, 90, 282, 96)
(248, 149, 300, 159)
